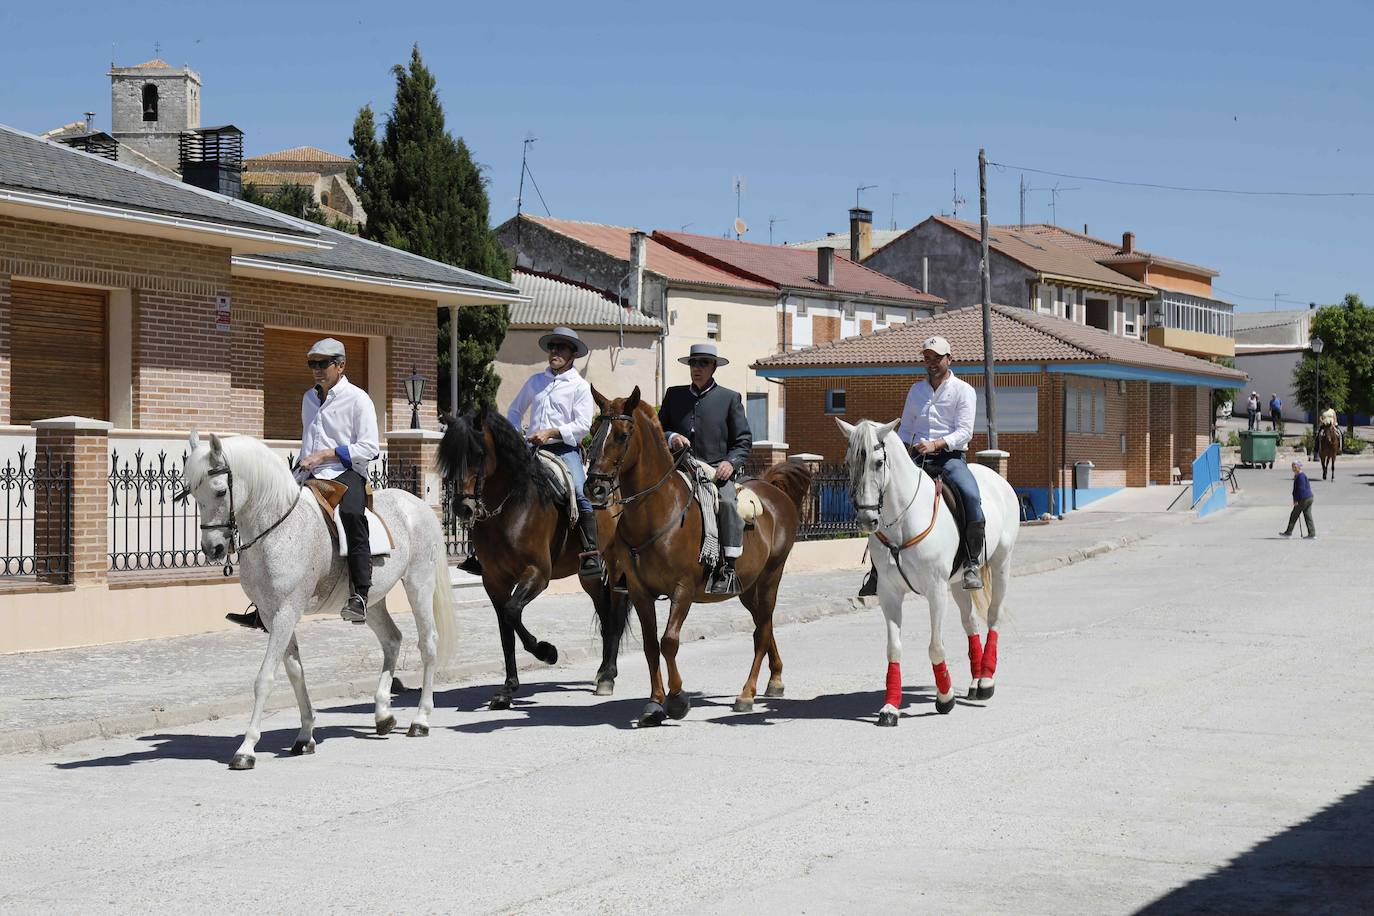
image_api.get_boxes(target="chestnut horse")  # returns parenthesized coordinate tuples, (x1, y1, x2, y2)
(584, 387, 813, 727)
(1318, 423, 1340, 480)
(439, 410, 630, 710)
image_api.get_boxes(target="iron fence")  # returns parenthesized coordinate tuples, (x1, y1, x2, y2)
(108, 448, 211, 571)
(0, 446, 72, 581)
(738, 459, 858, 541)
(440, 476, 472, 560)
(368, 456, 419, 495)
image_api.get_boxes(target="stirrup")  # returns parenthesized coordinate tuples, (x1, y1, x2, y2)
(706, 564, 740, 596)
(960, 566, 984, 591)
(578, 550, 605, 579)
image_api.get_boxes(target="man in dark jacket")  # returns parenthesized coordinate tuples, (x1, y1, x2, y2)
(659, 343, 753, 594)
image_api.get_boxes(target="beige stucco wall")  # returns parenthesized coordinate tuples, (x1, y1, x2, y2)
(495, 328, 660, 418)
(663, 287, 781, 434)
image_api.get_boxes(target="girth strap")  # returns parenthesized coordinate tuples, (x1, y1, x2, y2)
(872, 479, 942, 596)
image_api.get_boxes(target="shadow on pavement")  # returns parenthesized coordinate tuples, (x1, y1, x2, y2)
(52, 724, 374, 769)
(320, 680, 593, 716)
(1137, 779, 1374, 914)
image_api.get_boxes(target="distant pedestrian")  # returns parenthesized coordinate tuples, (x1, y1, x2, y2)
(1269, 393, 1283, 436)
(1279, 459, 1315, 539)
(1247, 392, 1260, 431)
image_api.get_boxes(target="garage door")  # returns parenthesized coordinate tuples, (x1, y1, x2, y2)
(10, 282, 108, 425)
(263, 328, 370, 439)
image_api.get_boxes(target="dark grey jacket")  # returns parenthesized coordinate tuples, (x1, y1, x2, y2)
(658, 382, 753, 470)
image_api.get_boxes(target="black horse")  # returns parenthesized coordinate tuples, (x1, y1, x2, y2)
(439, 409, 630, 709)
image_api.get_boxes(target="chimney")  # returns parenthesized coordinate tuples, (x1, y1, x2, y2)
(849, 207, 873, 261)
(629, 231, 647, 313)
(817, 246, 835, 286)
(922, 255, 929, 293)
(1122, 231, 1135, 254)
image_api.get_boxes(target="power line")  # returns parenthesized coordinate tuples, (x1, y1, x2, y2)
(988, 161, 1374, 199)
(1215, 287, 1311, 307)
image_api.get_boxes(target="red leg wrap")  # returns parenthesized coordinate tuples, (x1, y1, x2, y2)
(885, 661, 902, 708)
(933, 661, 952, 697)
(983, 630, 999, 677)
(967, 634, 984, 680)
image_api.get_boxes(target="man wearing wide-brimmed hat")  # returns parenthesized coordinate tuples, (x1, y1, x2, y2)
(506, 326, 603, 578)
(658, 342, 753, 594)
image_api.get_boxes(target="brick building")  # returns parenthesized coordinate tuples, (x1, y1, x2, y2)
(752, 304, 1246, 517)
(0, 124, 523, 651)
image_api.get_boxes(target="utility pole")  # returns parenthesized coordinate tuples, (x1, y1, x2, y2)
(1019, 174, 1025, 229)
(979, 148, 998, 450)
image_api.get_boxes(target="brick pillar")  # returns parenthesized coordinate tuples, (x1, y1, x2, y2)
(0, 273, 11, 424)
(751, 440, 790, 469)
(1148, 383, 1175, 485)
(385, 429, 444, 521)
(975, 448, 1010, 478)
(32, 417, 112, 587)
(1175, 385, 1201, 471)
(1125, 381, 1151, 487)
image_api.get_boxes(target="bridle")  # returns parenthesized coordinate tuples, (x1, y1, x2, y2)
(586, 411, 689, 510)
(853, 436, 942, 595)
(184, 463, 300, 576)
(456, 443, 516, 521)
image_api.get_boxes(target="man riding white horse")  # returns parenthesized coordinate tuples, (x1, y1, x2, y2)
(658, 342, 752, 595)
(505, 325, 604, 579)
(227, 337, 379, 629)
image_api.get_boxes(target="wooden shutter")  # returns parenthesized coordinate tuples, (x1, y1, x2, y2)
(262, 328, 370, 439)
(10, 282, 108, 424)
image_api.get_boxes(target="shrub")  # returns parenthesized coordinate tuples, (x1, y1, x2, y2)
(1225, 431, 1240, 448)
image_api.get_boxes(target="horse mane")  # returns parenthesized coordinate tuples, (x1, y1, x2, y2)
(759, 458, 812, 510)
(187, 434, 299, 520)
(439, 409, 556, 506)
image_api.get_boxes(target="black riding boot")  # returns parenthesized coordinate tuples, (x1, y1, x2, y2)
(707, 557, 740, 596)
(575, 512, 605, 579)
(458, 553, 483, 576)
(858, 562, 878, 597)
(961, 521, 986, 591)
(226, 604, 266, 631)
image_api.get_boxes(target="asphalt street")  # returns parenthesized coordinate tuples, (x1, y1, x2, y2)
(1, 460, 1371, 914)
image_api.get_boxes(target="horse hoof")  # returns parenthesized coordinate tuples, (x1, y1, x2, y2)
(935, 696, 955, 715)
(967, 686, 979, 700)
(533, 641, 559, 665)
(407, 723, 429, 738)
(638, 702, 667, 727)
(376, 714, 397, 736)
(489, 694, 512, 711)
(763, 684, 784, 699)
(876, 711, 899, 728)
(666, 692, 691, 719)
(732, 698, 754, 713)
(976, 684, 995, 701)
(228, 753, 256, 770)
(289, 740, 315, 756)
(593, 679, 615, 697)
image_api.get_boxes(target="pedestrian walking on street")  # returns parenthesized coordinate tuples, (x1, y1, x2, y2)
(1269, 393, 1283, 437)
(1279, 459, 1316, 539)
(1247, 391, 1260, 431)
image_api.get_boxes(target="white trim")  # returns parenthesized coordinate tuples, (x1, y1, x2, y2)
(109, 290, 134, 427)
(0, 188, 328, 252)
(232, 256, 531, 309)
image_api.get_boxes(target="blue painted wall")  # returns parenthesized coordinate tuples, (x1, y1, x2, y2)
(1014, 486, 1123, 519)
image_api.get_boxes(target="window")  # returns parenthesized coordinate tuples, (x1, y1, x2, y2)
(973, 386, 1037, 433)
(142, 84, 159, 121)
(319, 191, 330, 207)
(875, 307, 886, 323)
(1067, 383, 1108, 435)
(825, 388, 846, 415)
(796, 300, 808, 317)
(843, 302, 856, 319)
(747, 392, 769, 439)
(1124, 301, 1138, 336)
(706, 313, 721, 340)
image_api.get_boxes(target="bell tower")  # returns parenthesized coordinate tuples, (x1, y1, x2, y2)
(109, 58, 202, 174)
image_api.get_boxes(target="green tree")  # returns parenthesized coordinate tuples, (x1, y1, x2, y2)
(242, 181, 326, 224)
(349, 44, 511, 415)
(1308, 293, 1373, 434)
(1292, 353, 1349, 422)
(1210, 356, 1239, 421)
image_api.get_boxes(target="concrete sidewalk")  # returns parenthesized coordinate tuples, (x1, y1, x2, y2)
(0, 497, 1201, 755)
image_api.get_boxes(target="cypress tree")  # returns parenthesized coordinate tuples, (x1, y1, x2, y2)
(349, 44, 511, 414)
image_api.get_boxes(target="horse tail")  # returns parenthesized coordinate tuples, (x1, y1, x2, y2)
(431, 550, 458, 664)
(969, 563, 993, 625)
(759, 458, 813, 510)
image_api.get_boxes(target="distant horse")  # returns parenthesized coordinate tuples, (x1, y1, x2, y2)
(1318, 424, 1340, 480)
(836, 418, 1019, 727)
(584, 386, 813, 726)
(439, 409, 631, 710)
(184, 432, 455, 770)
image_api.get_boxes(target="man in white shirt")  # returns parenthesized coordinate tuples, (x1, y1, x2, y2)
(899, 334, 985, 590)
(297, 337, 381, 622)
(506, 326, 603, 578)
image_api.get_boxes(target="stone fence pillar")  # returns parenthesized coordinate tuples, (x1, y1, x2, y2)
(385, 429, 444, 520)
(975, 448, 1011, 478)
(32, 416, 112, 587)
(750, 439, 790, 468)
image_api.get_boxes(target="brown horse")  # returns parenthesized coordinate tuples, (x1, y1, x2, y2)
(439, 409, 630, 710)
(585, 386, 813, 726)
(1319, 423, 1340, 479)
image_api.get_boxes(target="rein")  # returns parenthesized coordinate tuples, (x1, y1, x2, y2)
(190, 464, 301, 576)
(855, 441, 943, 595)
(587, 412, 691, 509)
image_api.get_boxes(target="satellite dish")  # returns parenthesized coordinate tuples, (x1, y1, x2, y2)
(733, 217, 748, 235)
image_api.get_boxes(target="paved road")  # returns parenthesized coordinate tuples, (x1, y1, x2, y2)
(1, 463, 1370, 914)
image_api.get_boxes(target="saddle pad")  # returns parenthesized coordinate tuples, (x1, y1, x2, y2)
(681, 459, 763, 521)
(534, 449, 578, 525)
(330, 506, 394, 557)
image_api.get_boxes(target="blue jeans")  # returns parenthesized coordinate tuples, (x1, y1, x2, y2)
(922, 451, 984, 525)
(543, 443, 592, 515)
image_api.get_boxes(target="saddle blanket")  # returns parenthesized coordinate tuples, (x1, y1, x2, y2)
(329, 506, 393, 558)
(534, 449, 578, 525)
(679, 458, 763, 564)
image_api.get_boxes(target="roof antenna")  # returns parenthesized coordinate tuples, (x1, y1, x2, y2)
(951, 170, 966, 218)
(855, 182, 877, 208)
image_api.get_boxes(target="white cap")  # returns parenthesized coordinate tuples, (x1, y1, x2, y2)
(308, 337, 346, 359)
(922, 335, 951, 357)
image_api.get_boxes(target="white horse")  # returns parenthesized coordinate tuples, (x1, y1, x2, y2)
(836, 418, 1019, 727)
(184, 432, 456, 770)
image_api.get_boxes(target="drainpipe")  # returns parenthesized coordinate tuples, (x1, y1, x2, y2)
(1060, 376, 1069, 517)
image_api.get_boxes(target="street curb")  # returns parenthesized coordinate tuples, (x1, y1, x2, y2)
(0, 513, 1192, 758)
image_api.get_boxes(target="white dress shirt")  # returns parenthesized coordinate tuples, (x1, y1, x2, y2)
(506, 367, 594, 446)
(297, 375, 380, 481)
(899, 373, 976, 452)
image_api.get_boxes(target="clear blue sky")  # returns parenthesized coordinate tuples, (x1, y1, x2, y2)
(2, 0, 1370, 311)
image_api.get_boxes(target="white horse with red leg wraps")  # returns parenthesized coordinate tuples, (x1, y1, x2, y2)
(836, 418, 1019, 726)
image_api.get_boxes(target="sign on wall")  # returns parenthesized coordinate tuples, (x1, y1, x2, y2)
(215, 293, 231, 332)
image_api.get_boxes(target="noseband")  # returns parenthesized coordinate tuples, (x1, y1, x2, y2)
(187, 463, 298, 576)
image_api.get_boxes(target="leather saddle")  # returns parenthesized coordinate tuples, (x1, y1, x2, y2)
(923, 466, 972, 579)
(305, 479, 395, 555)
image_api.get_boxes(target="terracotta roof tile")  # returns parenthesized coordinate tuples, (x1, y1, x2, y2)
(653, 230, 943, 305)
(754, 303, 1245, 383)
(1008, 223, 1219, 278)
(524, 215, 775, 293)
(131, 58, 172, 69)
(245, 146, 352, 165)
(241, 170, 323, 187)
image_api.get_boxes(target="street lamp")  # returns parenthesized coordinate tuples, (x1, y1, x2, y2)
(1310, 337, 1324, 458)
(404, 367, 426, 430)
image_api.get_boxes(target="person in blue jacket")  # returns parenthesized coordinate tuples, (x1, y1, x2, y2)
(1279, 459, 1315, 538)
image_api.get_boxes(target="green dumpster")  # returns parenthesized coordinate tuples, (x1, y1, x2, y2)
(1239, 430, 1278, 468)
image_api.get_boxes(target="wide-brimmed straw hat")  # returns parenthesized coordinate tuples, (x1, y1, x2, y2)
(678, 342, 729, 367)
(538, 326, 588, 358)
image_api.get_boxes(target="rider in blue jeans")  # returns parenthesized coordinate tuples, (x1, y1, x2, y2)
(505, 326, 603, 579)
